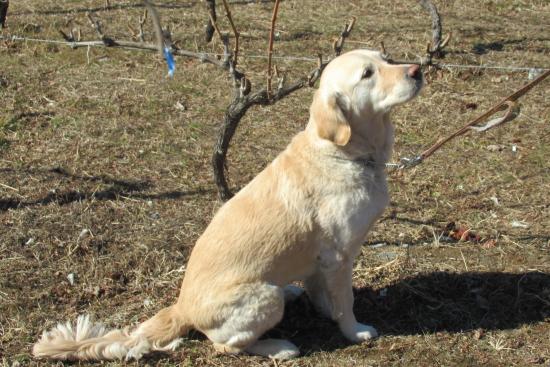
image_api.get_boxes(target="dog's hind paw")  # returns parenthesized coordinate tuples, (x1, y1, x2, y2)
(246, 338, 300, 359)
(343, 323, 378, 343)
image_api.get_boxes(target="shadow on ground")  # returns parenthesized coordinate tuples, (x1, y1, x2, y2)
(472, 37, 550, 54)
(269, 271, 550, 355)
(0, 167, 212, 211)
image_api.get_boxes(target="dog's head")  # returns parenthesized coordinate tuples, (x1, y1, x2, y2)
(310, 49, 423, 146)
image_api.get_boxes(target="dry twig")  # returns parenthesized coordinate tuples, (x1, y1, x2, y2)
(142, 0, 164, 56)
(138, 8, 148, 42)
(0, 0, 8, 29)
(333, 17, 356, 56)
(221, 0, 240, 67)
(204, 0, 216, 43)
(419, 0, 442, 56)
(266, 0, 281, 96)
(398, 69, 550, 169)
(383, 0, 450, 67)
(58, 29, 78, 44)
(86, 12, 115, 46)
(420, 70, 550, 158)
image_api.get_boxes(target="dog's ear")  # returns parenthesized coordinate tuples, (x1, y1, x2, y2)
(311, 90, 351, 146)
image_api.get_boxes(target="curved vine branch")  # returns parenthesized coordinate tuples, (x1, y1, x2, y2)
(382, 0, 451, 67)
(210, 0, 355, 200)
(419, 0, 443, 57)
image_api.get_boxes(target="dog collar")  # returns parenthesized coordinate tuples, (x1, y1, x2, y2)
(354, 156, 386, 169)
(354, 157, 376, 167)
(329, 154, 385, 169)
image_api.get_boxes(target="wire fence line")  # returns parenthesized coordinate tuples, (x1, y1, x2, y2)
(1, 34, 549, 74)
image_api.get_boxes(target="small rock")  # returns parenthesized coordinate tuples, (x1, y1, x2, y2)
(78, 229, 90, 241)
(528, 68, 543, 81)
(491, 75, 508, 83)
(490, 196, 500, 206)
(67, 273, 75, 285)
(174, 101, 186, 111)
(87, 285, 101, 297)
(511, 220, 529, 228)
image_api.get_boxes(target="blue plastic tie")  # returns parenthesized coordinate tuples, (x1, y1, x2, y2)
(163, 46, 175, 77)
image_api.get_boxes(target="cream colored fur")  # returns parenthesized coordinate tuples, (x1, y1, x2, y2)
(33, 49, 423, 361)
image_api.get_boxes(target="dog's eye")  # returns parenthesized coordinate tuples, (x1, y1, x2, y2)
(362, 68, 374, 79)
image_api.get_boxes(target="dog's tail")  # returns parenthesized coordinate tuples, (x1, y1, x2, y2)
(32, 305, 190, 361)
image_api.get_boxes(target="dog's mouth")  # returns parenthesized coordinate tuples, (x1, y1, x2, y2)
(407, 64, 422, 82)
(406, 67, 424, 99)
(410, 76, 424, 96)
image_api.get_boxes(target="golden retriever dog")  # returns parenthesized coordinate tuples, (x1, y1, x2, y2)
(33, 49, 423, 361)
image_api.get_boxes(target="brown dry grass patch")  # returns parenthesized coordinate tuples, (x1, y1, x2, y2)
(1, 1, 549, 366)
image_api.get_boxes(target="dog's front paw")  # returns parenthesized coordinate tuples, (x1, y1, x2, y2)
(343, 323, 378, 343)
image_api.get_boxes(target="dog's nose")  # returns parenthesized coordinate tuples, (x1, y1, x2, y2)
(407, 64, 422, 80)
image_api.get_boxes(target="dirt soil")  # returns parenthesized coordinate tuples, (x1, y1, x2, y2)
(1, 0, 549, 366)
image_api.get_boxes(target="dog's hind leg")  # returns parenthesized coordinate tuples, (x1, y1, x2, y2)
(202, 282, 300, 359)
(304, 271, 333, 319)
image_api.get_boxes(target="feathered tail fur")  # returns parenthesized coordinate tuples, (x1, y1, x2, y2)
(33, 305, 190, 361)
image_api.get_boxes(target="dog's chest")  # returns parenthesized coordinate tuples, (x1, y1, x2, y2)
(317, 171, 388, 252)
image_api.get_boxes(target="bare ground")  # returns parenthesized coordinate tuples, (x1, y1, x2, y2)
(1, 0, 549, 366)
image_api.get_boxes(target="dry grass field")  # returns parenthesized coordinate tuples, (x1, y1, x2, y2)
(1, 0, 549, 366)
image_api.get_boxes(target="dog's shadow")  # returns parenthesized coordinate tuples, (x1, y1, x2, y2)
(269, 271, 550, 354)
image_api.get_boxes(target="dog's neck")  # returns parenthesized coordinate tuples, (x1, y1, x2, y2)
(306, 111, 394, 166)
(347, 111, 394, 164)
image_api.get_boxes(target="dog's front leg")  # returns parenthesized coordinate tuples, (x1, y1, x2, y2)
(308, 250, 378, 342)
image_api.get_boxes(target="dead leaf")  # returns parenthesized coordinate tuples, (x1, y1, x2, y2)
(482, 239, 497, 248)
(444, 222, 481, 243)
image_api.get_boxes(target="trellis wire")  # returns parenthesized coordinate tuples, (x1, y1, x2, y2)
(2, 34, 548, 172)
(1, 34, 549, 74)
